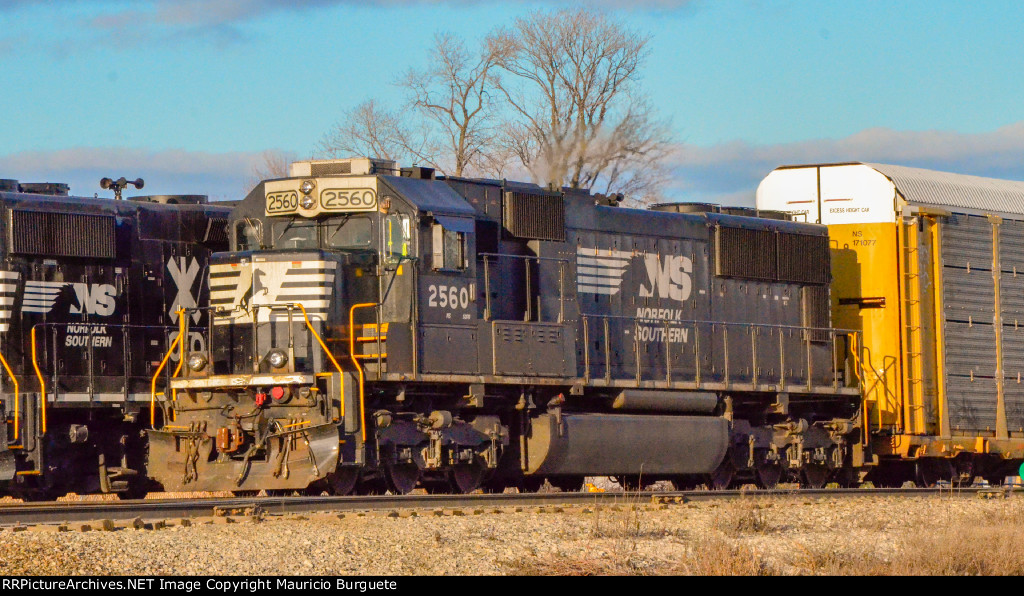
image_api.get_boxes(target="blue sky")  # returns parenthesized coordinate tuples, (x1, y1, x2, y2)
(1, 0, 1023, 203)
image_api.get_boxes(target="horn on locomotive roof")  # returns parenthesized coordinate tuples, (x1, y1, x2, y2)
(99, 176, 144, 200)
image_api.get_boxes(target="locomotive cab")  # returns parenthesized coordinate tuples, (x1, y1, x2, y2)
(148, 159, 491, 494)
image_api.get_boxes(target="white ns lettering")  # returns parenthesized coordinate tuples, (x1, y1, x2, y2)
(639, 255, 692, 302)
(69, 283, 117, 316)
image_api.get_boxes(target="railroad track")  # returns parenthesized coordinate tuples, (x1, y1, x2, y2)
(0, 486, 1014, 528)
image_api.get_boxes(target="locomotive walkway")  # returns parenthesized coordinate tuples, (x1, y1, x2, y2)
(0, 487, 1011, 528)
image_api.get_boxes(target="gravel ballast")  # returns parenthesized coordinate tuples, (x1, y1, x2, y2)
(0, 494, 1021, 575)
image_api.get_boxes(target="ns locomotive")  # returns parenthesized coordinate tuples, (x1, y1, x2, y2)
(147, 158, 864, 495)
(0, 178, 231, 499)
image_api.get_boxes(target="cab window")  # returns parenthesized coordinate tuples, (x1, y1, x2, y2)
(272, 220, 317, 249)
(384, 213, 411, 262)
(431, 216, 472, 270)
(323, 216, 372, 249)
(235, 219, 262, 251)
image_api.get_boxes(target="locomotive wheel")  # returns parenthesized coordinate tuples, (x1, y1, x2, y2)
(706, 460, 735, 490)
(519, 476, 545, 493)
(799, 464, 830, 489)
(327, 467, 360, 496)
(755, 462, 783, 490)
(449, 460, 487, 494)
(669, 476, 702, 491)
(548, 475, 584, 492)
(384, 463, 421, 495)
(617, 475, 655, 492)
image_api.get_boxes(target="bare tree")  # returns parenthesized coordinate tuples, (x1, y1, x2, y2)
(243, 149, 294, 193)
(490, 8, 674, 201)
(317, 99, 439, 168)
(400, 32, 508, 177)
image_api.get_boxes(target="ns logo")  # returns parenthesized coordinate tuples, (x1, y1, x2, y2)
(639, 254, 692, 302)
(576, 247, 693, 303)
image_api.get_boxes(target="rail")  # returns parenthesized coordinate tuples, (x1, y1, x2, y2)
(578, 314, 859, 391)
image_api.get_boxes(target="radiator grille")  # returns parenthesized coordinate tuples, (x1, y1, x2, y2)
(11, 210, 116, 258)
(503, 191, 565, 241)
(311, 162, 351, 176)
(802, 285, 831, 342)
(716, 227, 830, 285)
(715, 227, 776, 280)
(778, 233, 830, 284)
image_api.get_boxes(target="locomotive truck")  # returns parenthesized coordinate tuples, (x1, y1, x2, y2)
(147, 158, 864, 495)
(0, 178, 231, 499)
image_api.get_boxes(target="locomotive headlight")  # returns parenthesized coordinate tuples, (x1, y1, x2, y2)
(299, 179, 316, 195)
(187, 353, 207, 372)
(299, 194, 316, 210)
(266, 349, 288, 369)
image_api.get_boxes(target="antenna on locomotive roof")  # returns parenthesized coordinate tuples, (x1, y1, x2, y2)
(100, 176, 144, 200)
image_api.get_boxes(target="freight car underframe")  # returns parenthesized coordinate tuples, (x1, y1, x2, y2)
(149, 312, 864, 494)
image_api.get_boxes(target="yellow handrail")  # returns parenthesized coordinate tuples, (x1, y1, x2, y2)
(848, 332, 868, 447)
(29, 326, 46, 435)
(349, 303, 378, 443)
(295, 304, 345, 419)
(150, 309, 186, 429)
(0, 350, 19, 441)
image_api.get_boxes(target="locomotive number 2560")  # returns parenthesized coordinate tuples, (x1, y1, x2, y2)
(427, 284, 470, 310)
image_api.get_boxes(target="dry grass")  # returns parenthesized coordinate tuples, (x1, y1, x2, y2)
(506, 494, 1024, 576)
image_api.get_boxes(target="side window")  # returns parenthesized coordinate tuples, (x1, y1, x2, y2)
(384, 213, 411, 262)
(235, 219, 262, 251)
(431, 217, 471, 270)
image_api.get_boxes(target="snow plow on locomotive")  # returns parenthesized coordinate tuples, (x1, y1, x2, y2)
(147, 158, 864, 495)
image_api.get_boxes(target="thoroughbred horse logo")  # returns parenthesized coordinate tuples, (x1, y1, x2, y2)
(237, 269, 267, 313)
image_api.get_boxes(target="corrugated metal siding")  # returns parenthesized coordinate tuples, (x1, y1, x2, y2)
(866, 163, 1024, 216)
(946, 375, 999, 433)
(944, 321, 996, 376)
(944, 268, 994, 317)
(1003, 381, 1024, 433)
(940, 215, 993, 269)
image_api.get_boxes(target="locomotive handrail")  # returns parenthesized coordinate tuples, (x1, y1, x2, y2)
(848, 332, 870, 447)
(150, 309, 187, 429)
(0, 349, 19, 441)
(29, 326, 46, 435)
(294, 302, 346, 404)
(578, 313, 860, 392)
(349, 303, 378, 443)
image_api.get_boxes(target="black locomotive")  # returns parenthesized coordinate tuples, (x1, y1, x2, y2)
(148, 158, 863, 496)
(0, 178, 231, 499)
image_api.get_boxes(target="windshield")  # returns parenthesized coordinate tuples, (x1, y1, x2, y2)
(323, 216, 372, 249)
(273, 220, 317, 249)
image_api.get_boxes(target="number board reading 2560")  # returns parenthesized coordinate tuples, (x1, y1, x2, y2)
(321, 188, 377, 212)
(266, 191, 299, 214)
